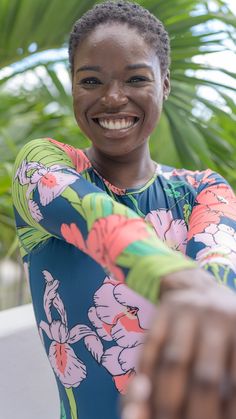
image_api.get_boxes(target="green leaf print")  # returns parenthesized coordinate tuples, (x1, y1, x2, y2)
(17, 225, 52, 257)
(168, 181, 187, 189)
(116, 244, 167, 270)
(183, 203, 192, 225)
(125, 254, 164, 303)
(65, 387, 78, 419)
(222, 266, 231, 285)
(207, 264, 231, 286)
(164, 180, 187, 199)
(60, 401, 67, 419)
(124, 252, 195, 304)
(204, 263, 224, 284)
(127, 194, 145, 217)
(81, 171, 92, 183)
(81, 193, 137, 231)
(164, 187, 181, 199)
(12, 138, 75, 230)
(12, 179, 47, 233)
(124, 238, 169, 259)
(61, 187, 86, 218)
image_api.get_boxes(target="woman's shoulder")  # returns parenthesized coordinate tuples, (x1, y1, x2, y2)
(14, 137, 91, 174)
(156, 163, 229, 192)
(46, 138, 91, 173)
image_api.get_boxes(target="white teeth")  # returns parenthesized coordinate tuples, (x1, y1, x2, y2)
(98, 117, 136, 130)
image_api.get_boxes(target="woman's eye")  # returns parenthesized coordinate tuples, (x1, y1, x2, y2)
(79, 78, 102, 87)
(127, 76, 150, 84)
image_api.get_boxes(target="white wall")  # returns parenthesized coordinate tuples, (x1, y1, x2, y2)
(0, 304, 59, 419)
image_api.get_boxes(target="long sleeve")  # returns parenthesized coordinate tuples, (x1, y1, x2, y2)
(12, 138, 195, 303)
(186, 170, 236, 289)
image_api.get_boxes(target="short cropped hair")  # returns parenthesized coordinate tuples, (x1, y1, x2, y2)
(68, 0, 170, 76)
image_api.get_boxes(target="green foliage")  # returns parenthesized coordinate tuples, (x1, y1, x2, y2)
(0, 0, 236, 261)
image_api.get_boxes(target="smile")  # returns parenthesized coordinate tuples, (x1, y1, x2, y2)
(93, 116, 139, 130)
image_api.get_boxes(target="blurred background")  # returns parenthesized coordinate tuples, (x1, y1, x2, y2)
(0, 0, 235, 310)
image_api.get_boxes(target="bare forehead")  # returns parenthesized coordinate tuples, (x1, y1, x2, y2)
(74, 22, 157, 68)
(80, 22, 149, 50)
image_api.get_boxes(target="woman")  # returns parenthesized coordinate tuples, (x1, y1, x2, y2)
(12, 2, 236, 419)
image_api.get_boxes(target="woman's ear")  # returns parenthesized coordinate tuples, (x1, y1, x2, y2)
(163, 70, 171, 101)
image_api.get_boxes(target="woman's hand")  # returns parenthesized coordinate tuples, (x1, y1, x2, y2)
(122, 269, 236, 419)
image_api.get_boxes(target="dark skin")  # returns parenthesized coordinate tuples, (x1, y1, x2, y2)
(72, 22, 170, 189)
(123, 278, 236, 419)
(72, 22, 236, 419)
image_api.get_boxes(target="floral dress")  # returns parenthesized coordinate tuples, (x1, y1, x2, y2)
(12, 138, 236, 419)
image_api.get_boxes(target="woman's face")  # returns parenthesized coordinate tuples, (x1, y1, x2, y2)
(72, 23, 170, 157)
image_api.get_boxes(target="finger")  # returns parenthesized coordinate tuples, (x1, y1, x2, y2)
(138, 304, 171, 377)
(122, 401, 150, 419)
(185, 310, 231, 419)
(225, 324, 236, 419)
(123, 305, 171, 419)
(152, 306, 199, 419)
(121, 374, 152, 419)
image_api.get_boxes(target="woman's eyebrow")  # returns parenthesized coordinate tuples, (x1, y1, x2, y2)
(76, 65, 101, 73)
(76, 64, 153, 73)
(126, 63, 153, 71)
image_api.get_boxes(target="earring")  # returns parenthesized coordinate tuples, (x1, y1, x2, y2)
(164, 94, 168, 101)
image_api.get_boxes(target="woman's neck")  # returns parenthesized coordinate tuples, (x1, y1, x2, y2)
(85, 145, 156, 189)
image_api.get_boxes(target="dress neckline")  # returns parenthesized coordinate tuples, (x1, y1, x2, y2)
(80, 149, 159, 196)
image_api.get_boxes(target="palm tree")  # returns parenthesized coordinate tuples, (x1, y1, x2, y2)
(0, 0, 235, 262)
(0, 0, 236, 175)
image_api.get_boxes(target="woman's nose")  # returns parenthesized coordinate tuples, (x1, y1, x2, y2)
(100, 81, 128, 109)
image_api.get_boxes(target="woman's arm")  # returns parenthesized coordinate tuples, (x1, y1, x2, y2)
(186, 170, 236, 290)
(12, 138, 195, 303)
(121, 169, 236, 419)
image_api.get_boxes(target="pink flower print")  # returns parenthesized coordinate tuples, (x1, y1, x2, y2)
(188, 185, 236, 240)
(157, 166, 217, 189)
(102, 346, 137, 394)
(61, 215, 150, 282)
(15, 160, 37, 185)
(113, 370, 136, 394)
(102, 346, 141, 376)
(28, 199, 43, 222)
(112, 282, 157, 330)
(88, 276, 156, 393)
(28, 164, 78, 206)
(145, 209, 187, 253)
(175, 169, 216, 189)
(185, 169, 216, 189)
(39, 270, 103, 388)
(40, 319, 91, 388)
(48, 138, 91, 173)
(194, 223, 236, 272)
(15, 159, 79, 220)
(47, 139, 126, 195)
(91, 282, 144, 348)
(43, 270, 67, 324)
(49, 341, 86, 387)
(156, 166, 190, 180)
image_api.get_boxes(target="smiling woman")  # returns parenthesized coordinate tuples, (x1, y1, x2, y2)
(72, 22, 169, 176)
(11, 1, 236, 419)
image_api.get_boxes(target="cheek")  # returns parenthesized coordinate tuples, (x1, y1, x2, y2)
(73, 88, 85, 107)
(142, 92, 163, 134)
(72, 90, 89, 125)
